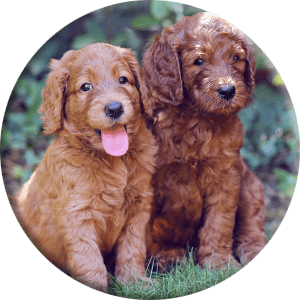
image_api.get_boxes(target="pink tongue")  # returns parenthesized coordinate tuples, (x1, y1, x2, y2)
(101, 126, 128, 156)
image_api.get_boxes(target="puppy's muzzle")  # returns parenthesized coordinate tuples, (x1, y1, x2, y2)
(104, 101, 124, 120)
(217, 84, 236, 101)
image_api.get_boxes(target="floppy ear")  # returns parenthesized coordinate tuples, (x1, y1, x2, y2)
(39, 50, 74, 135)
(121, 49, 156, 123)
(241, 38, 256, 95)
(142, 26, 184, 107)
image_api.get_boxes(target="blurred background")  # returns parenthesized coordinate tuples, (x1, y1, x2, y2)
(1, 0, 298, 238)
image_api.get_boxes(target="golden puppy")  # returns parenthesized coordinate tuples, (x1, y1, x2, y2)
(13, 43, 157, 291)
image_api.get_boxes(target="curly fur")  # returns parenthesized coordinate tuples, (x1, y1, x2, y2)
(142, 12, 266, 269)
(13, 43, 157, 291)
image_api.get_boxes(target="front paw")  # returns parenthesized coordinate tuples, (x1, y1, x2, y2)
(198, 252, 241, 270)
(73, 268, 108, 292)
(117, 275, 158, 290)
(115, 266, 157, 289)
(234, 245, 264, 265)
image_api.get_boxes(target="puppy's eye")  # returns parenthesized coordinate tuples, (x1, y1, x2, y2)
(193, 58, 204, 66)
(119, 77, 128, 84)
(233, 56, 239, 62)
(80, 83, 93, 92)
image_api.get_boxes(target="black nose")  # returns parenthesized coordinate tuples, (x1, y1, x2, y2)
(104, 101, 124, 119)
(217, 85, 236, 101)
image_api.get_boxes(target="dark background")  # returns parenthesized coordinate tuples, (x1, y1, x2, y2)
(1, 0, 299, 299)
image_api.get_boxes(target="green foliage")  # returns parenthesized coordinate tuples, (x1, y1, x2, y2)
(239, 74, 298, 172)
(150, 0, 185, 23)
(274, 168, 297, 197)
(239, 50, 298, 174)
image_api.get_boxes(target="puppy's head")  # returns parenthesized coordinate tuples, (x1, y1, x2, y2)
(39, 43, 146, 156)
(143, 12, 256, 116)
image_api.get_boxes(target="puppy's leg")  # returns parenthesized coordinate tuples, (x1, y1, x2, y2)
(58, 205, 108, 291)
(150, 163, 203, 270)
(197, 163, 241, 269)
(114, 201, 152, 285)
(233, 159, 267, 264)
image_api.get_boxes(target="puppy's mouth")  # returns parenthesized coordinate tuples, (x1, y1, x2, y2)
(94, 125, 128, 156)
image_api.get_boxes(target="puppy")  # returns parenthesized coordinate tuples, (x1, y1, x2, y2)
(13, 43, 157, 291)
(142, 12, 266, 269)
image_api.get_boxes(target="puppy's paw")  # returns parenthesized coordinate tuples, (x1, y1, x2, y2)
(199, 252, 241, 270)
(116, 267, 158, 289)
(235, 245, 264, 266)
(74, 269, 108, 292)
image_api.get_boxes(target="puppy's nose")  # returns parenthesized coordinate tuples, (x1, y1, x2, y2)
(104, 101, 124, 119)
(217, 85, 236, 101)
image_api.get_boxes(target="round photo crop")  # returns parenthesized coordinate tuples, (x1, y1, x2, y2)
(1, 1, 299, 299)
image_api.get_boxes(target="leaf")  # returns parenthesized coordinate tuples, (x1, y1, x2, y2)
(274, 168, 297, 197)
(123, 28, 143, 51)
(25, 80, 44, 108)
(286, 107, 299, 139)
(14, 77, 31, 97)
(5, 112, 40, 149)
(25, 108, 43, 128)
(14, 77, 44, 109)
(254, 84, 285, 130)
(260, 139, 277, 157)
(12, 165, 23, 179)
(112, 32, 128, 47)
(272, 73, 284, 86)
(28, 57, 48, 77)
(0, 125, 10, 150)
(7, 112, 26, 128)
(168, 2, 184, 20)
(238, 104, 257, 132)
(10, 132, 26, 150)
(21, 169, 34, 183)
(150, 0, 171, 20)
(168, 2, 184, 14)
(184, 5, 203, 16)
(240, 148, 262, 169)
(84, 19, 107, 42)
(28, 41, 60, 76)
(71, 34, 100, 50)
(131, 14, 159, 30)
(24, 148, 41, 165)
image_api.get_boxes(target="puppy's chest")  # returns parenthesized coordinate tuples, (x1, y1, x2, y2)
(92, 157, 146, 208)
(156, 116, 243, 164)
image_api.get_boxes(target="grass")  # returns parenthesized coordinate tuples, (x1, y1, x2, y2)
(107, 250, 242, 299)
